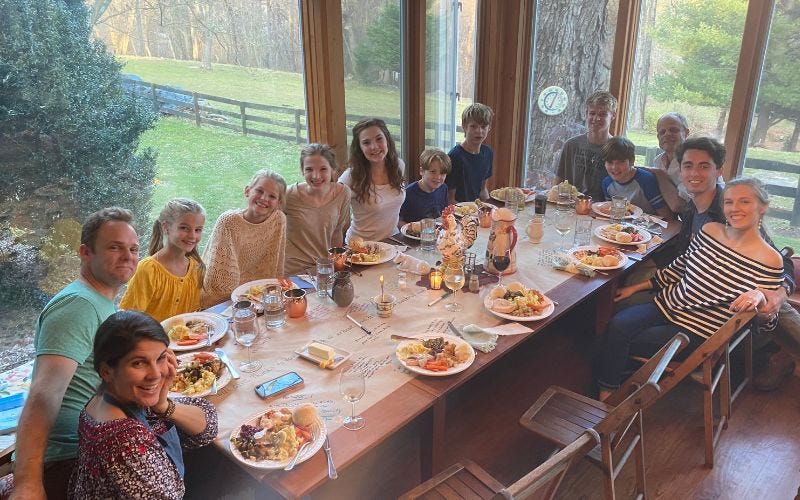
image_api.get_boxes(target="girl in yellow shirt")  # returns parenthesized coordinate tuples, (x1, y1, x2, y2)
(120, 199, 206, 321)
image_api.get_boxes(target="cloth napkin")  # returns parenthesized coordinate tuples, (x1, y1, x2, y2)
(460, 324, 499, 353)
(551, 254, 596, 277)
(636, 235, 664, 254)
(394, 253, 432, 275)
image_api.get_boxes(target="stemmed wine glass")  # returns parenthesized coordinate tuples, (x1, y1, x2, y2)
(232, 300, 262, 372)
(443, 262, 465, 312)
(491, 249, 511, 287)
(339, 368, 365, 431)
(554, 208, 574, 251)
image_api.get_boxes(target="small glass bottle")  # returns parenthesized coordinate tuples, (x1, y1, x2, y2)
(397, 271, 407, 291)
(469, 273, 480, 292)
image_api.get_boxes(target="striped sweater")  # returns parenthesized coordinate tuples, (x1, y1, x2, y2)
(653, 229, 783, 339)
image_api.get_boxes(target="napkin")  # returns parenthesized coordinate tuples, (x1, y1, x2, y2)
(551, 254, 596, 277)
(394, 253, 432, 275)
(636, 235, 664, 254)
(460, 324, 499, 353)
(645, 214, 668, 228)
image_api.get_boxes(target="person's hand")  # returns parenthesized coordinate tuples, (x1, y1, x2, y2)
(614, 286, 637, 302)
(758, 287, 787, 316)
(152, 349, 178, 414)
(730, 290, 766, 312)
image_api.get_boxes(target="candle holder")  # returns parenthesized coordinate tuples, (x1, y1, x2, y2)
(429, 270, 443, 290)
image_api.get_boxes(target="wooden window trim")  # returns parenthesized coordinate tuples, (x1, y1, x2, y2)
(402, 0, 426, 182)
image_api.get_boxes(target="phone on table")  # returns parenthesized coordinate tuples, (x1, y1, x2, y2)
(254, 371, 304, 399)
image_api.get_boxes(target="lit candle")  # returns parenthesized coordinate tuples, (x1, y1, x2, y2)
(380, 275, 385, 302)
(429, 270, 443, 290)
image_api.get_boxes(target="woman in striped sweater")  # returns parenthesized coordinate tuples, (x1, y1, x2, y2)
(596, 178, 784, 400)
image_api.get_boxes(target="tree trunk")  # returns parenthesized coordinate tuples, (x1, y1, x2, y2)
(627, 0, 656, 131)
(525, 0, 612, 181)
(787, 118, 800, 152)
(716, 108, 728, 136)
(749, 103, 772, 147)
(132, 0, 144, 56)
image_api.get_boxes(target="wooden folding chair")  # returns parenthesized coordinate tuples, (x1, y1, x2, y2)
(636, 311, 756, 468)
(399, 430, 600, 500)
(519, 333, 688, 500)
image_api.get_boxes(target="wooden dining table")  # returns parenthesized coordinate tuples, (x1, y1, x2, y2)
(201, 205, 679, 498)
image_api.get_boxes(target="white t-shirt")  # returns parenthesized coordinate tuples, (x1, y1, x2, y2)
(339, 161, 405, 242)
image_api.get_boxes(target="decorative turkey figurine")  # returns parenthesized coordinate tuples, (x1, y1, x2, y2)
(436, 206, 478, 263)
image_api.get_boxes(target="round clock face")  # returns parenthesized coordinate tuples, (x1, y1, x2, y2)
(537, 86, 568, 116)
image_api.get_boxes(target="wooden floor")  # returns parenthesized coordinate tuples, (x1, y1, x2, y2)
(438, 315, 800, 500)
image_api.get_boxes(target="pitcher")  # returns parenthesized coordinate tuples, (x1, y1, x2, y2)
(485, 207, 518, 275)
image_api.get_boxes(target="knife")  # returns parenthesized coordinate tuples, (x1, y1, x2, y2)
(446, 321, 462, 337)
(427, 290, 453, 307)
(323, 435, 338, 479)
(214, 348, 240, 379)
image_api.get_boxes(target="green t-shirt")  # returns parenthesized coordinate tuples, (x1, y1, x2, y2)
(33, 280, 116, 462)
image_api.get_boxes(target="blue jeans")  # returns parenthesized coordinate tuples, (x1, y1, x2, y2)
(595, 302, 702, 389)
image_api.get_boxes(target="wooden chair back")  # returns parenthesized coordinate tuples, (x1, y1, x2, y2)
(496, 430, 600, 500)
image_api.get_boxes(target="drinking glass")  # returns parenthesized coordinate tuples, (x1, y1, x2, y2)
(443, 262, 465, 312)
(554, 208, 574, 251)
(232, 300, 262, 372)
(339, 368, 365, 431)
(315, 256, 334, 298)
(491, 249, 511, 287)
(610, 195, 628, 223)
(420, 218, 436, 252)
(263, 285, 286, 329)
(573, 218, 593, 247)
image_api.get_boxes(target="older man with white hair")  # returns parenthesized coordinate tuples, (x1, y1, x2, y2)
(648, 112, 691, 213)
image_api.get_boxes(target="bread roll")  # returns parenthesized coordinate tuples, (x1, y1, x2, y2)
(292, 404, 318, 427)
(615, 232, 633, 243)
(492, 298, 516, 314)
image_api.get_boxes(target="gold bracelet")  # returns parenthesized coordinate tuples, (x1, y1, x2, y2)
(155, 398, 176, 419)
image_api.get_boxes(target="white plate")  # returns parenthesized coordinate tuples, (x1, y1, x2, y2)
(483, 292, 555, 322)
(400, 223, 421, 241)
(348, 241, 397, 266)
(594, 224, 652, 246)
(162, 312, 228, 352)
(454, 202, 479, 217)
(230, 278, 297, 305)
(395, 334, 475, 377)
(229, 407, 327, 470)
(570, 245, 628, 270)
(169, 352, 232, 398)
(294, 341, 351, 370)
(490, 188, 536, 203)
(591, 201, 643, 220)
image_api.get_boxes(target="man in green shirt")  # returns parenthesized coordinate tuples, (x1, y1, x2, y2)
(12, 207, 139, 500)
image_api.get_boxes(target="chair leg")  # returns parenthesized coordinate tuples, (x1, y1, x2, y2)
(634, 413, 647, 499)
(702, 359, 715, 468)
(722, 347, 732, 429)
(601, 439, 616, 500)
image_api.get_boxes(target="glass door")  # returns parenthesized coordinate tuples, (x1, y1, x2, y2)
(425, 0, 461, 153)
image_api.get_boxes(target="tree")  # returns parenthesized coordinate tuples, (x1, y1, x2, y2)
(353, 2, 401, 85)
(650, 0, 747, 134)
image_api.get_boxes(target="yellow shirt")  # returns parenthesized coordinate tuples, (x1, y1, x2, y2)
(120, 256, 201, 322)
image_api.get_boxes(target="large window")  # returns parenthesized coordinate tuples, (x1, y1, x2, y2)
(523, 0, 619, 186)
(341, 0, 403, 157)
(742, 3, 800, 251)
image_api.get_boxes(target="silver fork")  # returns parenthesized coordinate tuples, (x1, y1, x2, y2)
(210, 375, 218, 396)
(285, 430, 317, 471)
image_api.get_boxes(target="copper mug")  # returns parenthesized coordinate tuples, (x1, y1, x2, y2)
(283, 288, 307, 318)
(478, 206, 493, 228)
(328, 247, 349, 272)
(575, 194, 592, 215)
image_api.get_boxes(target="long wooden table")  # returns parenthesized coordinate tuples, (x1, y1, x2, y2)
(205, 209, 679, 498)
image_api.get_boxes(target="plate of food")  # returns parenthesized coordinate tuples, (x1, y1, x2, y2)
(295, 341, 351, 370)
(347, 238, 397, 265)
(483, 282, 555, 321)
(231, 278, 297, 305)
(594, 223, 652, 246)
(395, 334, 475, 377)
(454, 202, 479, 217)
(547, 181, 581, 203)
(169, 351, 231, 397)
(162, 312, 228, 351)
(490, 187, 536, 203)
(229, 405, 326, 470)
(570, 246, 628, 270)
(591, 201, 643, 219)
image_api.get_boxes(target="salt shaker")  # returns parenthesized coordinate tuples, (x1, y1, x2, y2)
(397, 271, 407, 291)
(469, 273, 479, 292)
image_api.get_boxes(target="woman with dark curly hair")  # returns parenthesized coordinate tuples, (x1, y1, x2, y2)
(70, 310, 217, 499)
(338, 118, 405, 242)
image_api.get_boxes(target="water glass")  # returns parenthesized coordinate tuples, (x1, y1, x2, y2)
(232, 300, 262, 372)
(526, 214, 545, 244)
(315, 256, 334, 298)
(262, 285, 286, 329)
(574, 218, 593, 246)
(420, 218, 436, 252)
(506, 189, 522, 215)
(557, 183, 573, 205)
(610, 195, 628, 223)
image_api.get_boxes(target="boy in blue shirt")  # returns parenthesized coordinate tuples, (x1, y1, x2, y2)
(600, 136, 673, 220)
(447, 103, 494, 203)
(399, 148, 451, 225)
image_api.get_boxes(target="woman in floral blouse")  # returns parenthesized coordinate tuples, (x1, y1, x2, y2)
(70, 311, 218, 499)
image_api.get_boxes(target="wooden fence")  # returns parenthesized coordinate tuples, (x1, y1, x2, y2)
(122, 77, 800, 226)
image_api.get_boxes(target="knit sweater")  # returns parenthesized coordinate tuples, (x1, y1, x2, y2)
(200, 209, 286, 308)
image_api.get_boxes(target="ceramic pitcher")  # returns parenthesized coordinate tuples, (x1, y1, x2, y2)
(484, 207, 518, 275)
